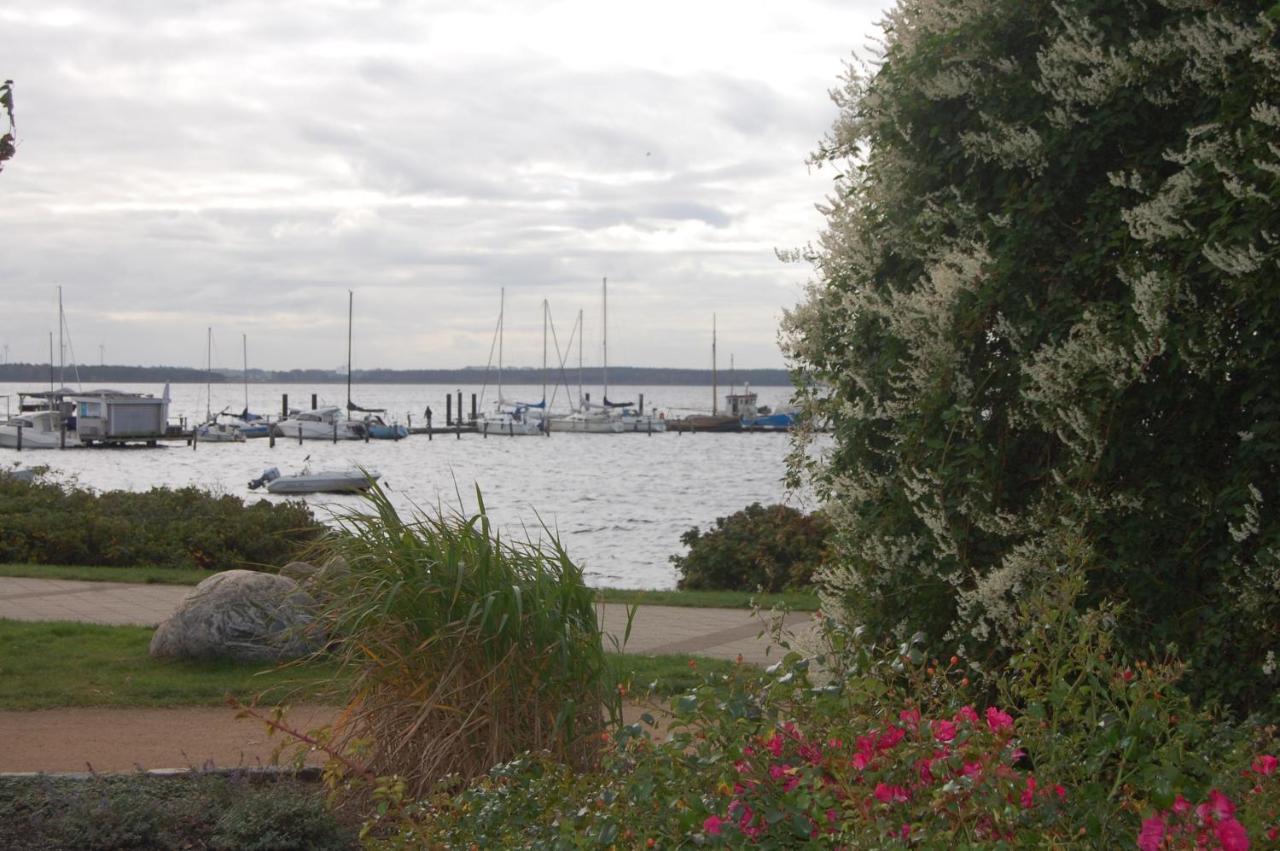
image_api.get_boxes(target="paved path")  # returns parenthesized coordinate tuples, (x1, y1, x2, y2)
(0, 577, 809, 665)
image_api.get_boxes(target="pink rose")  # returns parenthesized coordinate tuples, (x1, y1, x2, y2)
(1252, 754, 1277, 776)
(1137, 816, 1166, 851)
(703, 815, 723, 836)
(1214, 817, 1250, 851)
(985, 706, 1014, 732)
(933, 720, 957, 742)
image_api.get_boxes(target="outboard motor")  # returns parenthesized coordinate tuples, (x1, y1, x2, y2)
(248, 467, 281, 490)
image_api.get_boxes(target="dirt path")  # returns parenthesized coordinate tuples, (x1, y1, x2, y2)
(0, 703, 672, 773)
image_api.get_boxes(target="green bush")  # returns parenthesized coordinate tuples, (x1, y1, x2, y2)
(0, 475, 323, 571)
(0, 773, 355, 851)
(671, 503, 830, 592)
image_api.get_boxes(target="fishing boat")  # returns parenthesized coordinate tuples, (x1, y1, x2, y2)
(248, 465, 380, 494)
(666, 314, 743, 433)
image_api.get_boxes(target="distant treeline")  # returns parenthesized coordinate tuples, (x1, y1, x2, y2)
(0, 363, 794, 387)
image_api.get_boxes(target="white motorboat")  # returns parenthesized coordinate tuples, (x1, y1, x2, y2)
(0, 410, 73, 449)
(195, 421, 246, 442)
(478, 406, 545, 436)
(617, 408, 667, 433)
(273, 406, 366, 440)
(248, 465, 380, 494)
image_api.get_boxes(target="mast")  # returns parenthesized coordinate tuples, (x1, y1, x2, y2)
(577, 308, 584, 409)
(206, 327, 212, 423)
(58, 286, 64, 389)
(712, 314, 718, 415)
(346, 290, 353, 411)
(498, 287, 504, 403)
(542, 299, 548, 405)
(48, 332, 54, 399)
(242, 334, 248, 413)
(602, 277, 608, 404)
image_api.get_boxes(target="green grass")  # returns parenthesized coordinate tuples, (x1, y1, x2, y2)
(0, 563, 212, 585)
(0, 619, 742, 711)
(0, 563, 822, 610)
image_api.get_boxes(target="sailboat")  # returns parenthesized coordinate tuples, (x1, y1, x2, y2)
(667, 314, 742, 432)
(195, 328, 245, 442)
(219, 334, 271, 438)
(477, 289, 544, 436)
(547, 279, 628, 434)
(344, 291, 407, 440)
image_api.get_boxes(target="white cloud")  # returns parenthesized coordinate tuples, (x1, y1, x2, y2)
(0, 0, 891, 370)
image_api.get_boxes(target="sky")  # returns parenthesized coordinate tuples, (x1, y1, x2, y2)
(0, 0, 891, 372)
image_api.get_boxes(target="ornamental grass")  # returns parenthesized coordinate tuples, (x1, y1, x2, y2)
(306, 484, 618, 799)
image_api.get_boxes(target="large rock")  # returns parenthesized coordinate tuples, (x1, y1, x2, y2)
(150, 569, 323, 663)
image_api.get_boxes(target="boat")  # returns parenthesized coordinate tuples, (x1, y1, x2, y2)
(195, 421, 246, 442)
(273, 406, 367, 440)
(248, 465, 380, 494)
(546, 279, 638, 435)
(666, 315, 744, 433)
(362, 414, 409, 440)
(218, 334, 271, 437)
(476, 290, 548, 436)
(0, 409, 70, 449)
(343, 291, 410, 439)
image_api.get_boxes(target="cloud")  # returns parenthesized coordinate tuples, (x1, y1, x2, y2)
(0, 0, 891, 370)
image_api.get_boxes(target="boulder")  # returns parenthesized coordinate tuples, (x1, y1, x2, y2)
(149, 569, 323, 663)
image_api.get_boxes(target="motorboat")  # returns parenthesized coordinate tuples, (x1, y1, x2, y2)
(248, 465, 380, 494)
(362, 414, 409, 440)
(478, 405, 545, 436)
(195, 421, 246, 442)
(273, 406, 366, 440)
(0, 410, 73, 449)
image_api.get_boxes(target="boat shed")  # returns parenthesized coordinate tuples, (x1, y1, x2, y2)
(70, 386, 171, 446)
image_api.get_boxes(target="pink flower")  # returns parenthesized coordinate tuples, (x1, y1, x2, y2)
(1021, 775, 1036, 809)
(955, 705, 979, 725)
(1196, 789, 1235, 823)
(1214, 817, 1250, 851)
(1137, 815, 1166, 851)
(933, 720, 957, 742)
(899, 707, 921, 727)
(874, 783, 910, 804)
(1172, 795, 1191, 814)
(1054, 784, 1067, 801)
(876, 725, 906, 751)
(765, 733, 784, 758)
(962, 760, 983, 778)
(985, 707, 1014, 732)
(703, 815, 724, 836)
(1252, 755, 1277, 776)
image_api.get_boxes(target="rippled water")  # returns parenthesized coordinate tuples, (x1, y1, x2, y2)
(0, 382, 821, 589)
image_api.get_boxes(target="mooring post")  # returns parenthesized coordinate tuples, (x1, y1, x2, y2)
(457, 391, 463, 423)
(639, 393, 644, 414)
(192, 425, 198, 451)
(15, 423, 21, 451)
(470, 393, 477, 423)
(60, 419, 67, 449)
(312, 393, 318, 410)
(333, 421, 338, 444)
(445, 394, 452, 426)
(508, 421, 513, 437)
(282, 394, 289, 419)
(269, 428, 275, 448)
(483, 421, 488, 439)
(298, 423, 303, 445)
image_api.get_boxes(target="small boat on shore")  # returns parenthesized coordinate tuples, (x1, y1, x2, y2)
(248, 465, 380, 494)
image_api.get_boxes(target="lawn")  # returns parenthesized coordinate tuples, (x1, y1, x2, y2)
(0, 620, 743, 711)
(0, 563, 821, 610)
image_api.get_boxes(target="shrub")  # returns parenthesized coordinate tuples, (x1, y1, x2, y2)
(0, 474, 323, 571)
(380, 568, 1277, 848)
(280, 484, 618, 802)
(0, 773, 354, 851)
(671, 503, 831, 592)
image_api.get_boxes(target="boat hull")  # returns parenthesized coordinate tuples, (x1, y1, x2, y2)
(0, 425, 70, 449)
(273, 420, 366, 440)
(546, 415, 625, 434)
(265, 470, 381, 494)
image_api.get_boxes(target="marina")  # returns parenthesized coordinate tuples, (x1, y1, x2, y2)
(0, 380, 816, 590)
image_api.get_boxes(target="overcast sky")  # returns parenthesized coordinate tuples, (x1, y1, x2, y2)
(0, 1, 890, 372)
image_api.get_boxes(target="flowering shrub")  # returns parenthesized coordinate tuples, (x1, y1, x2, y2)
(1136, 756, 1280, 850)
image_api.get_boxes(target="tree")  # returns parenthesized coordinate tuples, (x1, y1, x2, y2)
(0, 80, 13, 172)
(784, 0, 1280, 713)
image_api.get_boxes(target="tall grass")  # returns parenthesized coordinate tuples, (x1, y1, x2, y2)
(307, 484, 617, 797)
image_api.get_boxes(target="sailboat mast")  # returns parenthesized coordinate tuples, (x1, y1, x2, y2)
(242, 334, 248, 413)
(542, 299, 548, 405)
(712, 314, 718, 415)
(577, 308, 583, 409)
(602, 277, 608, 404)
(48, 332, 54, 398)
(498, 288, 504, 402)
(346, 290, 353, 411)
(58, 286, 64, 389)
(206, 327, 212, 423)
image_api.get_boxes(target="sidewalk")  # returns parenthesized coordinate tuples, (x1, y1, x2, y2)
(0, 576, 809, 666)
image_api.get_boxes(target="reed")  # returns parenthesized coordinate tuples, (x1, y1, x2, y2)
(307, 483, 617, 797)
